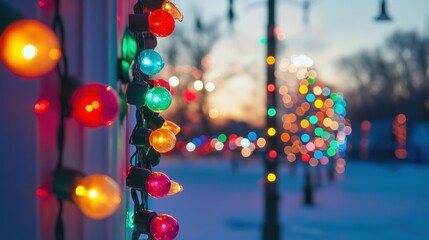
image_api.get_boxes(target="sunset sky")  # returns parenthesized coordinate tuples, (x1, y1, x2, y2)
(163, 0, 429, 126)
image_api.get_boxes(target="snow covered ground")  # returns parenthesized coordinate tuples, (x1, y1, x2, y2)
(150, 157, 429, 240)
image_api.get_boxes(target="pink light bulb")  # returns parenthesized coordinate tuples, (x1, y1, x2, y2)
(145, 172, 171, 198)
(150, 214, 179, 240)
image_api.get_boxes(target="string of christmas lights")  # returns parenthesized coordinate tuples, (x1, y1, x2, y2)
(49, 0, 123, 239)
(0, 1, 123, 239)
(124, 1, 183, 240)
(51, 0, 72, 238)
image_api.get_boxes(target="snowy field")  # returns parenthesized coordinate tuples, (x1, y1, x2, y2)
(150, 157, 429, 240)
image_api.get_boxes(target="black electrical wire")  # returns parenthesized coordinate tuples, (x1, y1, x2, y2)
(52, 0, 71, 239)
(129, 1, 157, 239)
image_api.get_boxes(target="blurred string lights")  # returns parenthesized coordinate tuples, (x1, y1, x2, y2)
(170, 51, 348, 177)
(360, 120, 371, 159)
(175, 53, 351, 175)
(181, 131, 266, 157)
(0, 0, 124, 239)
(393, 114, 407, 159)
(123, 1, 183, 240)
(161, 66, 218, 102)
(275, 54, 351, 174)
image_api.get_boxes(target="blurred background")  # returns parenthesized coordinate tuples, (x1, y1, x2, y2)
(1, 0, 429, 239)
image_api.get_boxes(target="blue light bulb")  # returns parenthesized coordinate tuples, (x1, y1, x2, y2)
(138, 49, 164, 75)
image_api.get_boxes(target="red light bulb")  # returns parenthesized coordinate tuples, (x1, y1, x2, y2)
(183, 89, 197, 102)
(267, 83, 276, 93)
(268, 150, 277, 159)
(145, 172, 171, 198)
(34, 99, 50, 114)
(153, 79, 171, 92)
(150, 214, 179, 240)
(302, 153, 311, 162)
(71, 83, 120, 127)
(148, 10, 175, 37)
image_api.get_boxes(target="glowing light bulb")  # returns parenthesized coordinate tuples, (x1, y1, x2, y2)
(267, 173, 277, 182)
(22, 44, 37, 59)
(139, 49, 164, 75)
(145, 172, 183, 198)
(149, 214, 179, 240)
(148, 10, 175, 37)
(193, 80, 204, 91)
(73, 174, 121, 219)
(0, 19, 61, 78)
(183, 89, 197, 102)
(153, 79, 171, 92)
(145, 86, 172, 113)
(161, 120, 181, 135)
(168, 180, 183, 196)
(162, 1, 183, 22)
(121, 28, 137, 63)
(127, 167, 182, 198)
(168, 76, 179, 87)
(267, 128, 276, 136)
(149, 128, 176, 153)
(34, 99, 50, 114)
(71, 83, 120, 127)
(205, 82, 215, 92)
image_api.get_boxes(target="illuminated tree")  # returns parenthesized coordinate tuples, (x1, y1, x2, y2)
(277, 56, 350, 205)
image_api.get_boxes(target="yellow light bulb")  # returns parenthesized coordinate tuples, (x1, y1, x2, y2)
(149, 128, 176, 153)
(299, 85, 308, 94)
(162, 1, 183, 22)
(314, 99, 324, 109)
(167, 180, 183, 196)
(267, 173, 277, 182)
(72, 174, 121, 219)
(161, 120, 181, 135)
(267, 128, 276, 136)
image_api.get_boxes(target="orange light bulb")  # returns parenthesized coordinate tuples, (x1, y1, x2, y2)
(161, 120, 181, 135)
(149, 128, 176, 153)
(0, 19, 61, 78)
(162, 1, 183, 22)
(73, 174, 121, 219)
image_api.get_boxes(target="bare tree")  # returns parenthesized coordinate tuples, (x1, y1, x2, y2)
(339, 28, 429, 160)
(159, 14, 222, 136)
(339, 29, 429, 122)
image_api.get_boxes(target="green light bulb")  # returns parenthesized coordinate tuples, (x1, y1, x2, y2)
(218, 134, 227, 143)
(314, 127, 323, 137)
(127, 211, 135, 229)
(309, 115, 318, 124)
(307, 77, 315, 85)
(267, 108, 276, 117)
(121, 28, 137, 63)
(327, 148, 336, 157)
(145, 86, 172, 113)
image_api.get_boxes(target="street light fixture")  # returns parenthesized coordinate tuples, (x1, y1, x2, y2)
(375, 0, 392, 21)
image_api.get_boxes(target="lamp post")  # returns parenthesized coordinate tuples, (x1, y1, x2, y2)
(228, 0, 280, 239)
(263, 0, 280, 239)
